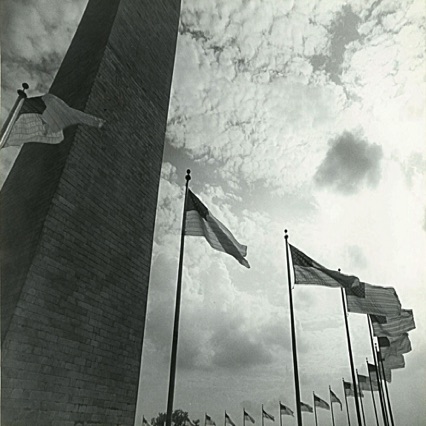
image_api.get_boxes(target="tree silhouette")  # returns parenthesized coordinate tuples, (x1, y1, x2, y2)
(151, 409, 199, 426)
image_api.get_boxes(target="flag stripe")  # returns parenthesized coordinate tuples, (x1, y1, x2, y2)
(371, 309, 415, 338)
(6, 114, 64, 146)
(290, 244, 358, 287)
(185, 191, 250, 268)
(346, 282, 401, 316)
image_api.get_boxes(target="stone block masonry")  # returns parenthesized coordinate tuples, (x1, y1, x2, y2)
(1, 0, 181, 424)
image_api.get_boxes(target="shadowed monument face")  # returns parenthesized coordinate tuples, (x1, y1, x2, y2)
(0, 0, 181, 424)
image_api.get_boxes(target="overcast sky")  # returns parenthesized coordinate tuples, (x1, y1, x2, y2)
(1, 0, 425, 425)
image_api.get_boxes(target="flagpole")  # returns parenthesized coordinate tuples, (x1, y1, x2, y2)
(368, 317, 389, 426)
(313, 392, 318, 426)
(356, 370, 366, 426)
(224, 411, 226, 426)
(342, 378, 351, 426)
(0, 83, 29, 149)
(376, 347, 395, 426)
(340, 286, 363, 426)
(284, 230, 302, 426)
(366, 359, 380, 426)
(262, 404, 264, 426)
(279, 402, 283, 426)
(329, 387, 335, 426)
(165, 170, 191, 426)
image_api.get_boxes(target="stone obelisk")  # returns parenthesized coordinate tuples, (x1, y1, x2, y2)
(1, 0, 181, 424)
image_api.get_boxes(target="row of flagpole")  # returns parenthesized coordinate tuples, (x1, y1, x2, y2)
(162, 171, 414, 426)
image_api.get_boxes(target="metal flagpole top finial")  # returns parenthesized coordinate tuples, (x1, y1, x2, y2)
(18, 82, 29, 98)
(284, 229, 288, 240)
(185, 169, 191, 182)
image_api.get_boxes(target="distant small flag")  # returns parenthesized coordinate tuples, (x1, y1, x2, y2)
(279, 403, 294, 417)
(300, 402, 313, 413)
(314, 394, 330, 410)
(4, 93, 104, 147)
(143, 417, 150, 426)
(329, 388, 342, 410)
(368, 362, 391, 383)
(343, 380, 363, 397)
(289, 244, 358, 287)
(371, 309, 415, 338)
(244, 410, 255, 424)
(379, 334, 412, 355)
(225, 412, 236, 426)
(206, 414, 216, 426)
(262, 409, 275, 422)
(345, 282, 401, 316)
(185, 190, 250, 268)
(357, 374, 371, 391)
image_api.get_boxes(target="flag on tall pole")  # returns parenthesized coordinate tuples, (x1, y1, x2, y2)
(370, 309, 415, 338)
(342, 379, 352, 426)
(367, 317, 390, 426)
(185, 190, 250, 267)
(340, 286, 363, 426)
(329, 388, 342, 410)
(142, 416, 150, 426)
(289, 244, 358, 287)
(0, 83, 29, 149)
(284, 231, 303, 426)
(366, 359, 380, 426)
(345, 282, 401, 316)
(1, 92, 104, 148)
(166, 170, 191, 426)
(377, 346, 395, 426)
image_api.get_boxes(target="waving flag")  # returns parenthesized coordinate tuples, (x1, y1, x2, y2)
(4, 93, 104, 147)
(279, 403, 294, 417)
(379, 334, 412, 356)
(345, 282, 401, 316)
(244, 410, 255, 424)
(143, 417, 150, 426)
(205, 414, 216, 426)
(343, 380, 363, 397)
(262, 409, 275, 421)
(314, 394, 330, 410)
(225, 412, 236, 426)
(185, 190, 250, 268)
(357, 374, 372, 391)
(371, 309, 415, 338)
(289, 244, 358, 287)
(330, 388, 342, 410)
(300, 402, 313, 413)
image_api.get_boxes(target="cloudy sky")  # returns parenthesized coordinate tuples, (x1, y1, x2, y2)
(1, 0, 425, 425)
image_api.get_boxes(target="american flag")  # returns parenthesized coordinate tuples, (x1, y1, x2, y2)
(289, 244, 358, 287)
(345, 282, 401, 316)
(185, 190, 250, 268)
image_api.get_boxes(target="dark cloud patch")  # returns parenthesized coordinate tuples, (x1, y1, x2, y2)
(314, 131, 383, 194)
(310, 6, 361, 84)
(211, 324, 274, 369)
